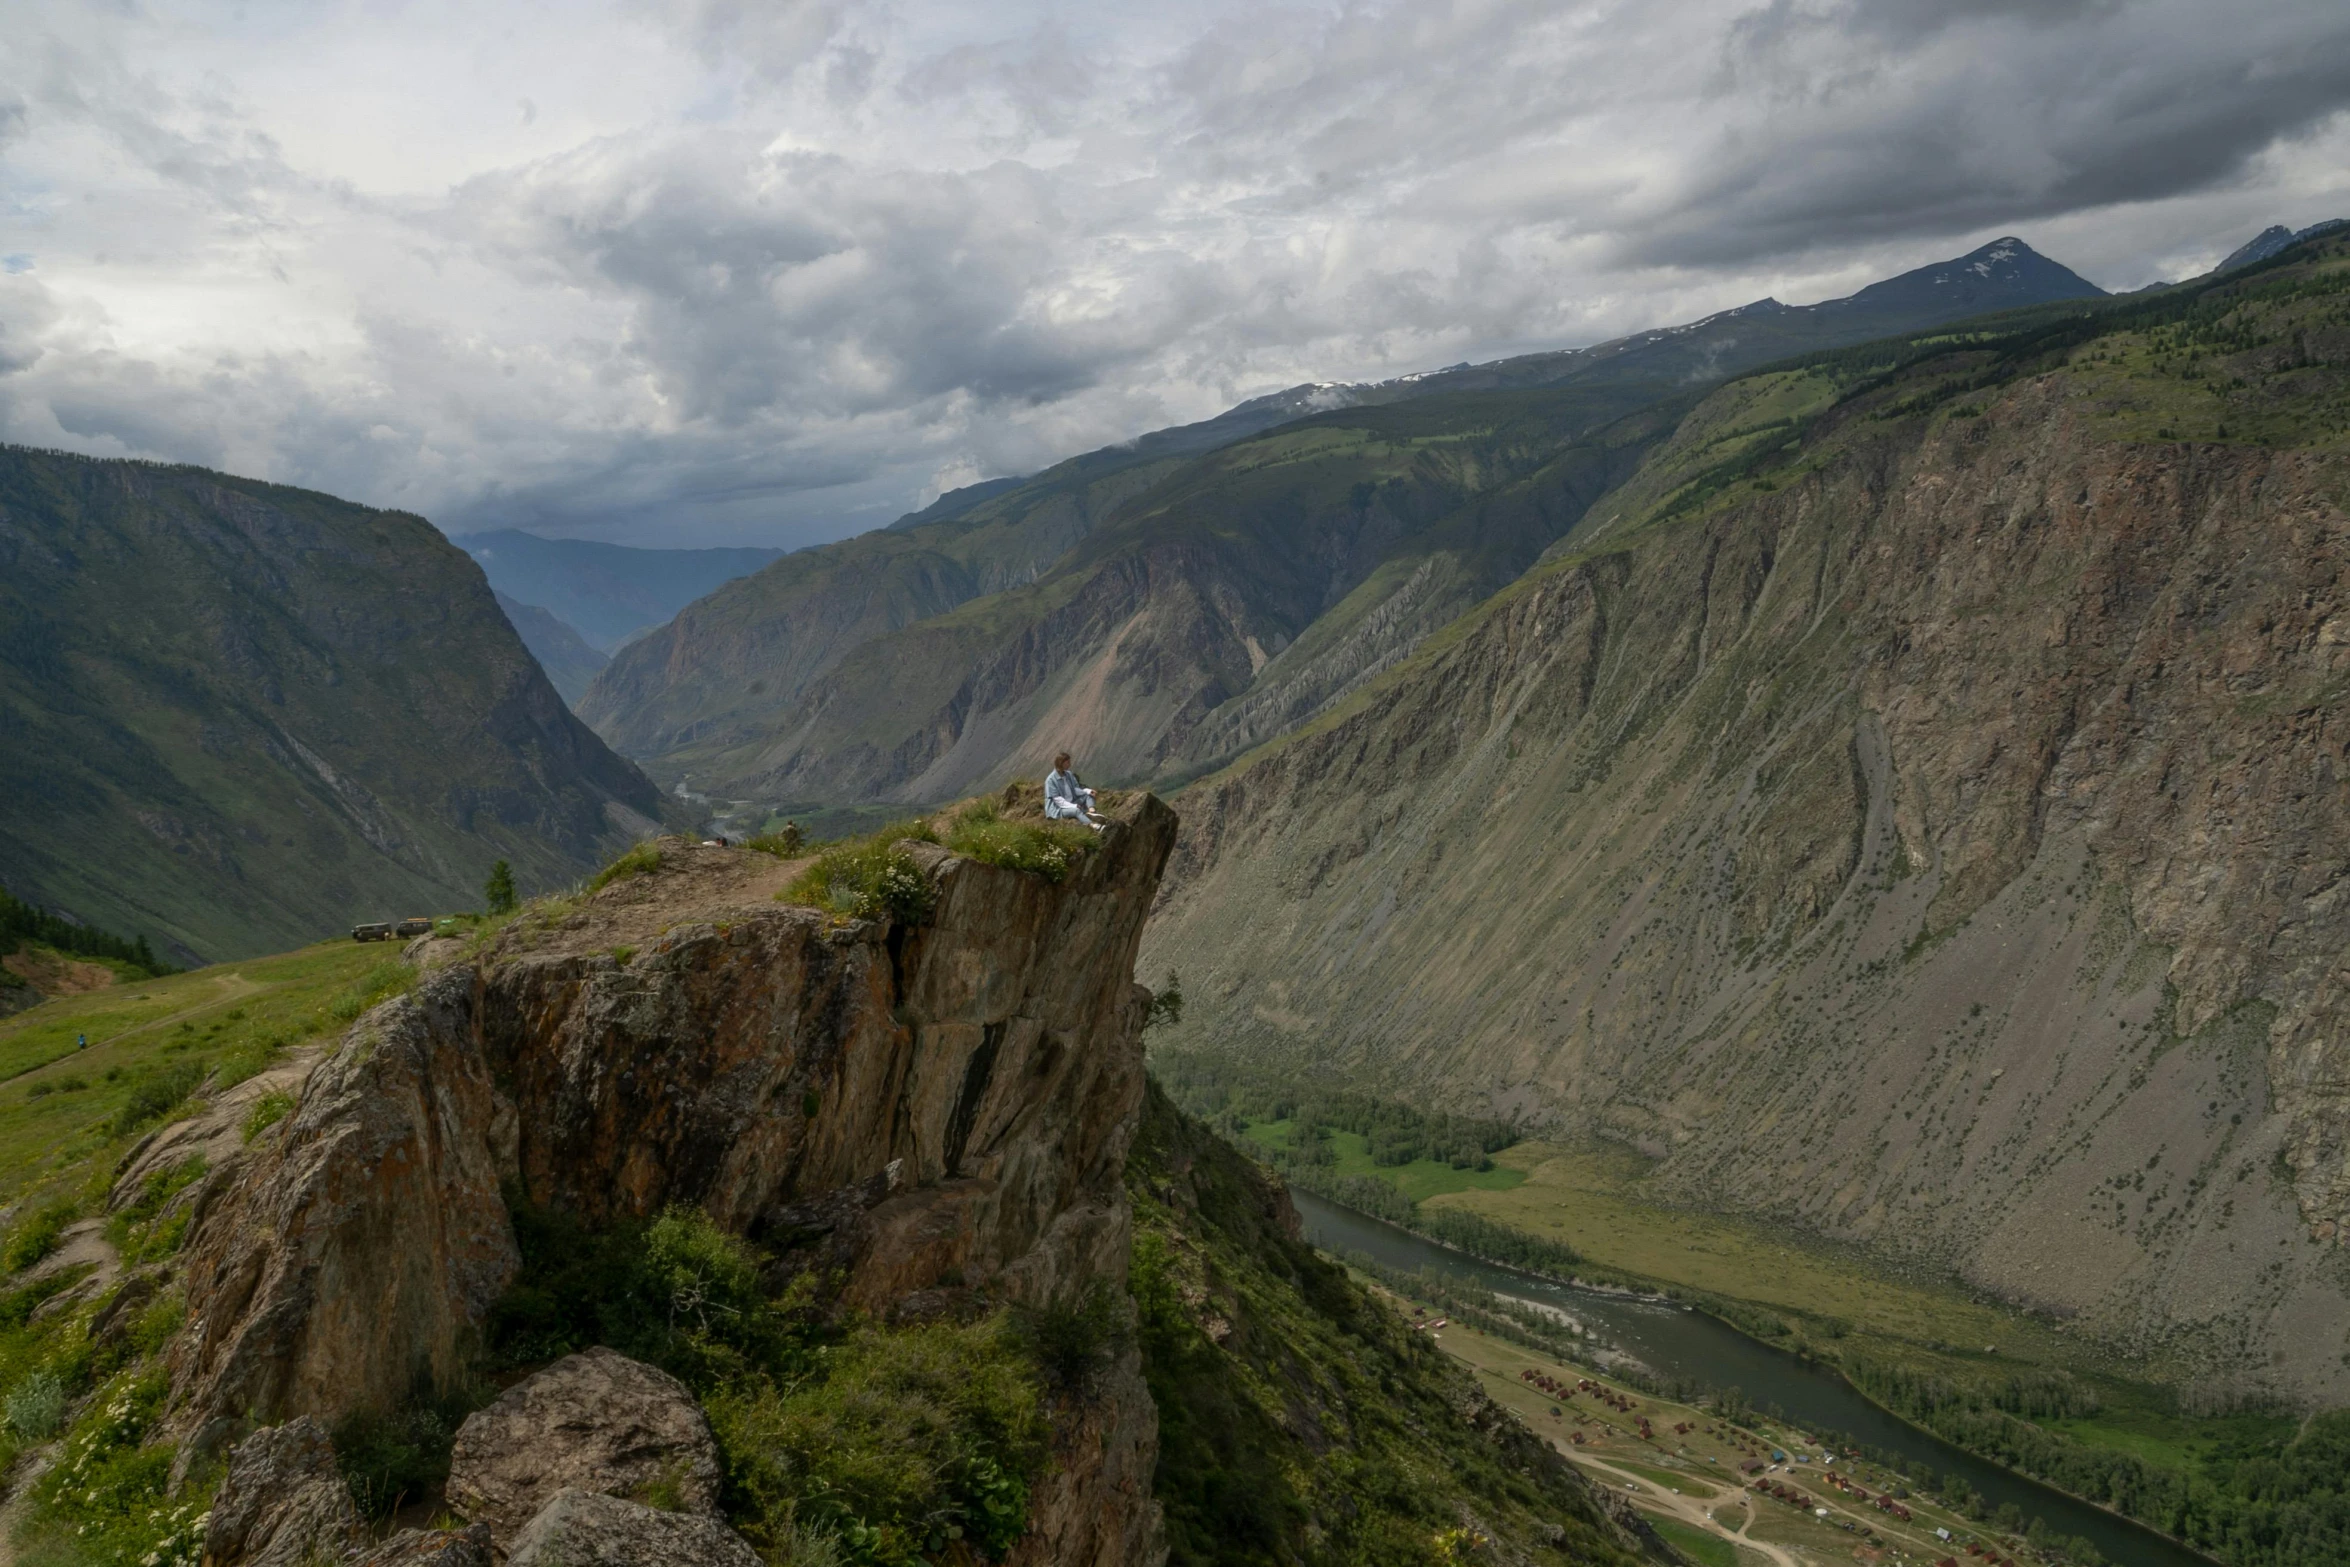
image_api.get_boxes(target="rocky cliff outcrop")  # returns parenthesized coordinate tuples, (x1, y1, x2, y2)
(172, 792, 1177, 1564)
(1146, 239, 2350, 1404)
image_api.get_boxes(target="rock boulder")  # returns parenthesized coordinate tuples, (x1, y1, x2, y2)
(504, 1491, 759, 1567)
(445, 1347, 721, 1539)
(169, 971, 515, 1456)
(198, 1417, 362, 1567)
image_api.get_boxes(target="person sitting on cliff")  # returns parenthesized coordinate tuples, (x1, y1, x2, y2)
(1044, 753, 1106, 831)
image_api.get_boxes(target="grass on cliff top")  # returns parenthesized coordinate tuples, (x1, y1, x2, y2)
(777, 797, 1102, 923)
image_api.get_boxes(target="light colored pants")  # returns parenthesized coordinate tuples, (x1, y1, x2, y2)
(1045, 793, 1101, 827)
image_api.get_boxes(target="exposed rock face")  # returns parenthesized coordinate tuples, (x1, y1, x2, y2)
(1147, 310, 2350, 1401)
(346, 1525, 495, 1567)
(199, 1418, 362, 1567)
(445, 1348, 721, 1539)
(169, 974, 517, 1455)
(173, 797, 1177, 1562)
(504, 1491, 760, 1567)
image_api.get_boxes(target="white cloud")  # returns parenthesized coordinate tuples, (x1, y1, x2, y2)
(1, 0, 2346, 545)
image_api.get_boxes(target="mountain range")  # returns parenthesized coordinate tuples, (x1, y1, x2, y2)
(578, 236, 2109, 812)
(1, 214, 2347, 1567)
(456, 529, 785, 652)
(0, 451, 678, 961)
(1142, 226, 2350, 1405)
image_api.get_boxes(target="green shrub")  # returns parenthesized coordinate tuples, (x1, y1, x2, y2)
(746, 825, 806, 858)
(30, 1370, 205, 1567)
(106, 1157, 207, 1265)
(489, 1205, 808, 1383)
(1144, 974, 1183, 1032)
(939, 804, 1096, 883)
(591, 842, 663, 892)
(335, 1392, 484, 1520)
(0, 1274, 75, 1330)
(484, 859, 518, 915)
(6, 1370, 65, 1440)
(108, 1061, 205, 1137)
(4, 1199, 79, 1274)
(1015, 1283, 1126, 1391)
(242, 1091, 295, 1144)
(487, 1206, 1055, 1564)
(326, 960, 416, 1025)
(24, 1075, 88, 1101)
(780, 824, 938, 925)
(708, 1315, 1047, 1566)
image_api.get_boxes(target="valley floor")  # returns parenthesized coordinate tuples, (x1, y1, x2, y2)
(1427, 1140, 2297, 1481)
(1411, 1304, 2030, 1567)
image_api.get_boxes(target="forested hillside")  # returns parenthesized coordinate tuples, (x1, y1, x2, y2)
(0, 450, 677, 961)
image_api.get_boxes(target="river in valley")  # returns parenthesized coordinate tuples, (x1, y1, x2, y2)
(1293, 1189, 2217, 1567)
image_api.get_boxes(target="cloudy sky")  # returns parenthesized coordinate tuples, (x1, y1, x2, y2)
(4, 0, 2349, 548)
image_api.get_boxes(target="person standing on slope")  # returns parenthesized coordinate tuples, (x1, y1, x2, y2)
(1045, 752, 1107, 831)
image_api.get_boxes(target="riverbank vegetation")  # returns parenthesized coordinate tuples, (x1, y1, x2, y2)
(1152, 1046, 2350, 1567)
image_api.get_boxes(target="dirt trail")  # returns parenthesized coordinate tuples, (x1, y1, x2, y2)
(1562, 1449, 1799, 1567)
(0, 971, 263, 1087)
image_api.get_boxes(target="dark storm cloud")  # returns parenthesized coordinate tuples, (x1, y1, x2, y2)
(1, 0, 2346, 546)
(1643, 0, 2350, 263)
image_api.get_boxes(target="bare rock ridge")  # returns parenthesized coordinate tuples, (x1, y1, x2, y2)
(174, 792, 1178, 1565)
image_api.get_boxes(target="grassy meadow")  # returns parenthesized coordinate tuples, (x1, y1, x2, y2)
(0, 940, 402, 1211)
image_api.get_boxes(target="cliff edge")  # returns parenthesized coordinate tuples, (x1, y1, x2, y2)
(169, 792, 1175, 1565)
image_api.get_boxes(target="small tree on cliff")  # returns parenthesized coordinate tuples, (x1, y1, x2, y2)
(1144, 973, 1183, 1031)
(484, 859, 517, 915)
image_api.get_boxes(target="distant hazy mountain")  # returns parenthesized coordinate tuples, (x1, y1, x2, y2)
(494, 592, 608, 707)
(583, 237, 2113, 805)
(0, 450, 678, 961)
(455, 530, 785, 651)
(2218, 218, 2350, 273)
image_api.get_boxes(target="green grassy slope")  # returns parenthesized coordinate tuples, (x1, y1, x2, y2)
(1128, 1080, 1664, 1567)
(0, 449, 677, 962)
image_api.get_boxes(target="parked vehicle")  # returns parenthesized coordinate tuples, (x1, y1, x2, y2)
(351, 922, 393, 942)
(394, 917, 432, 938)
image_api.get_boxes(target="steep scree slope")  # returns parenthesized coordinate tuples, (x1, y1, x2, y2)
(1145, 236, 2350, 1405)
(648, 388, 1679, 808)
(0, 449, 675, 961)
